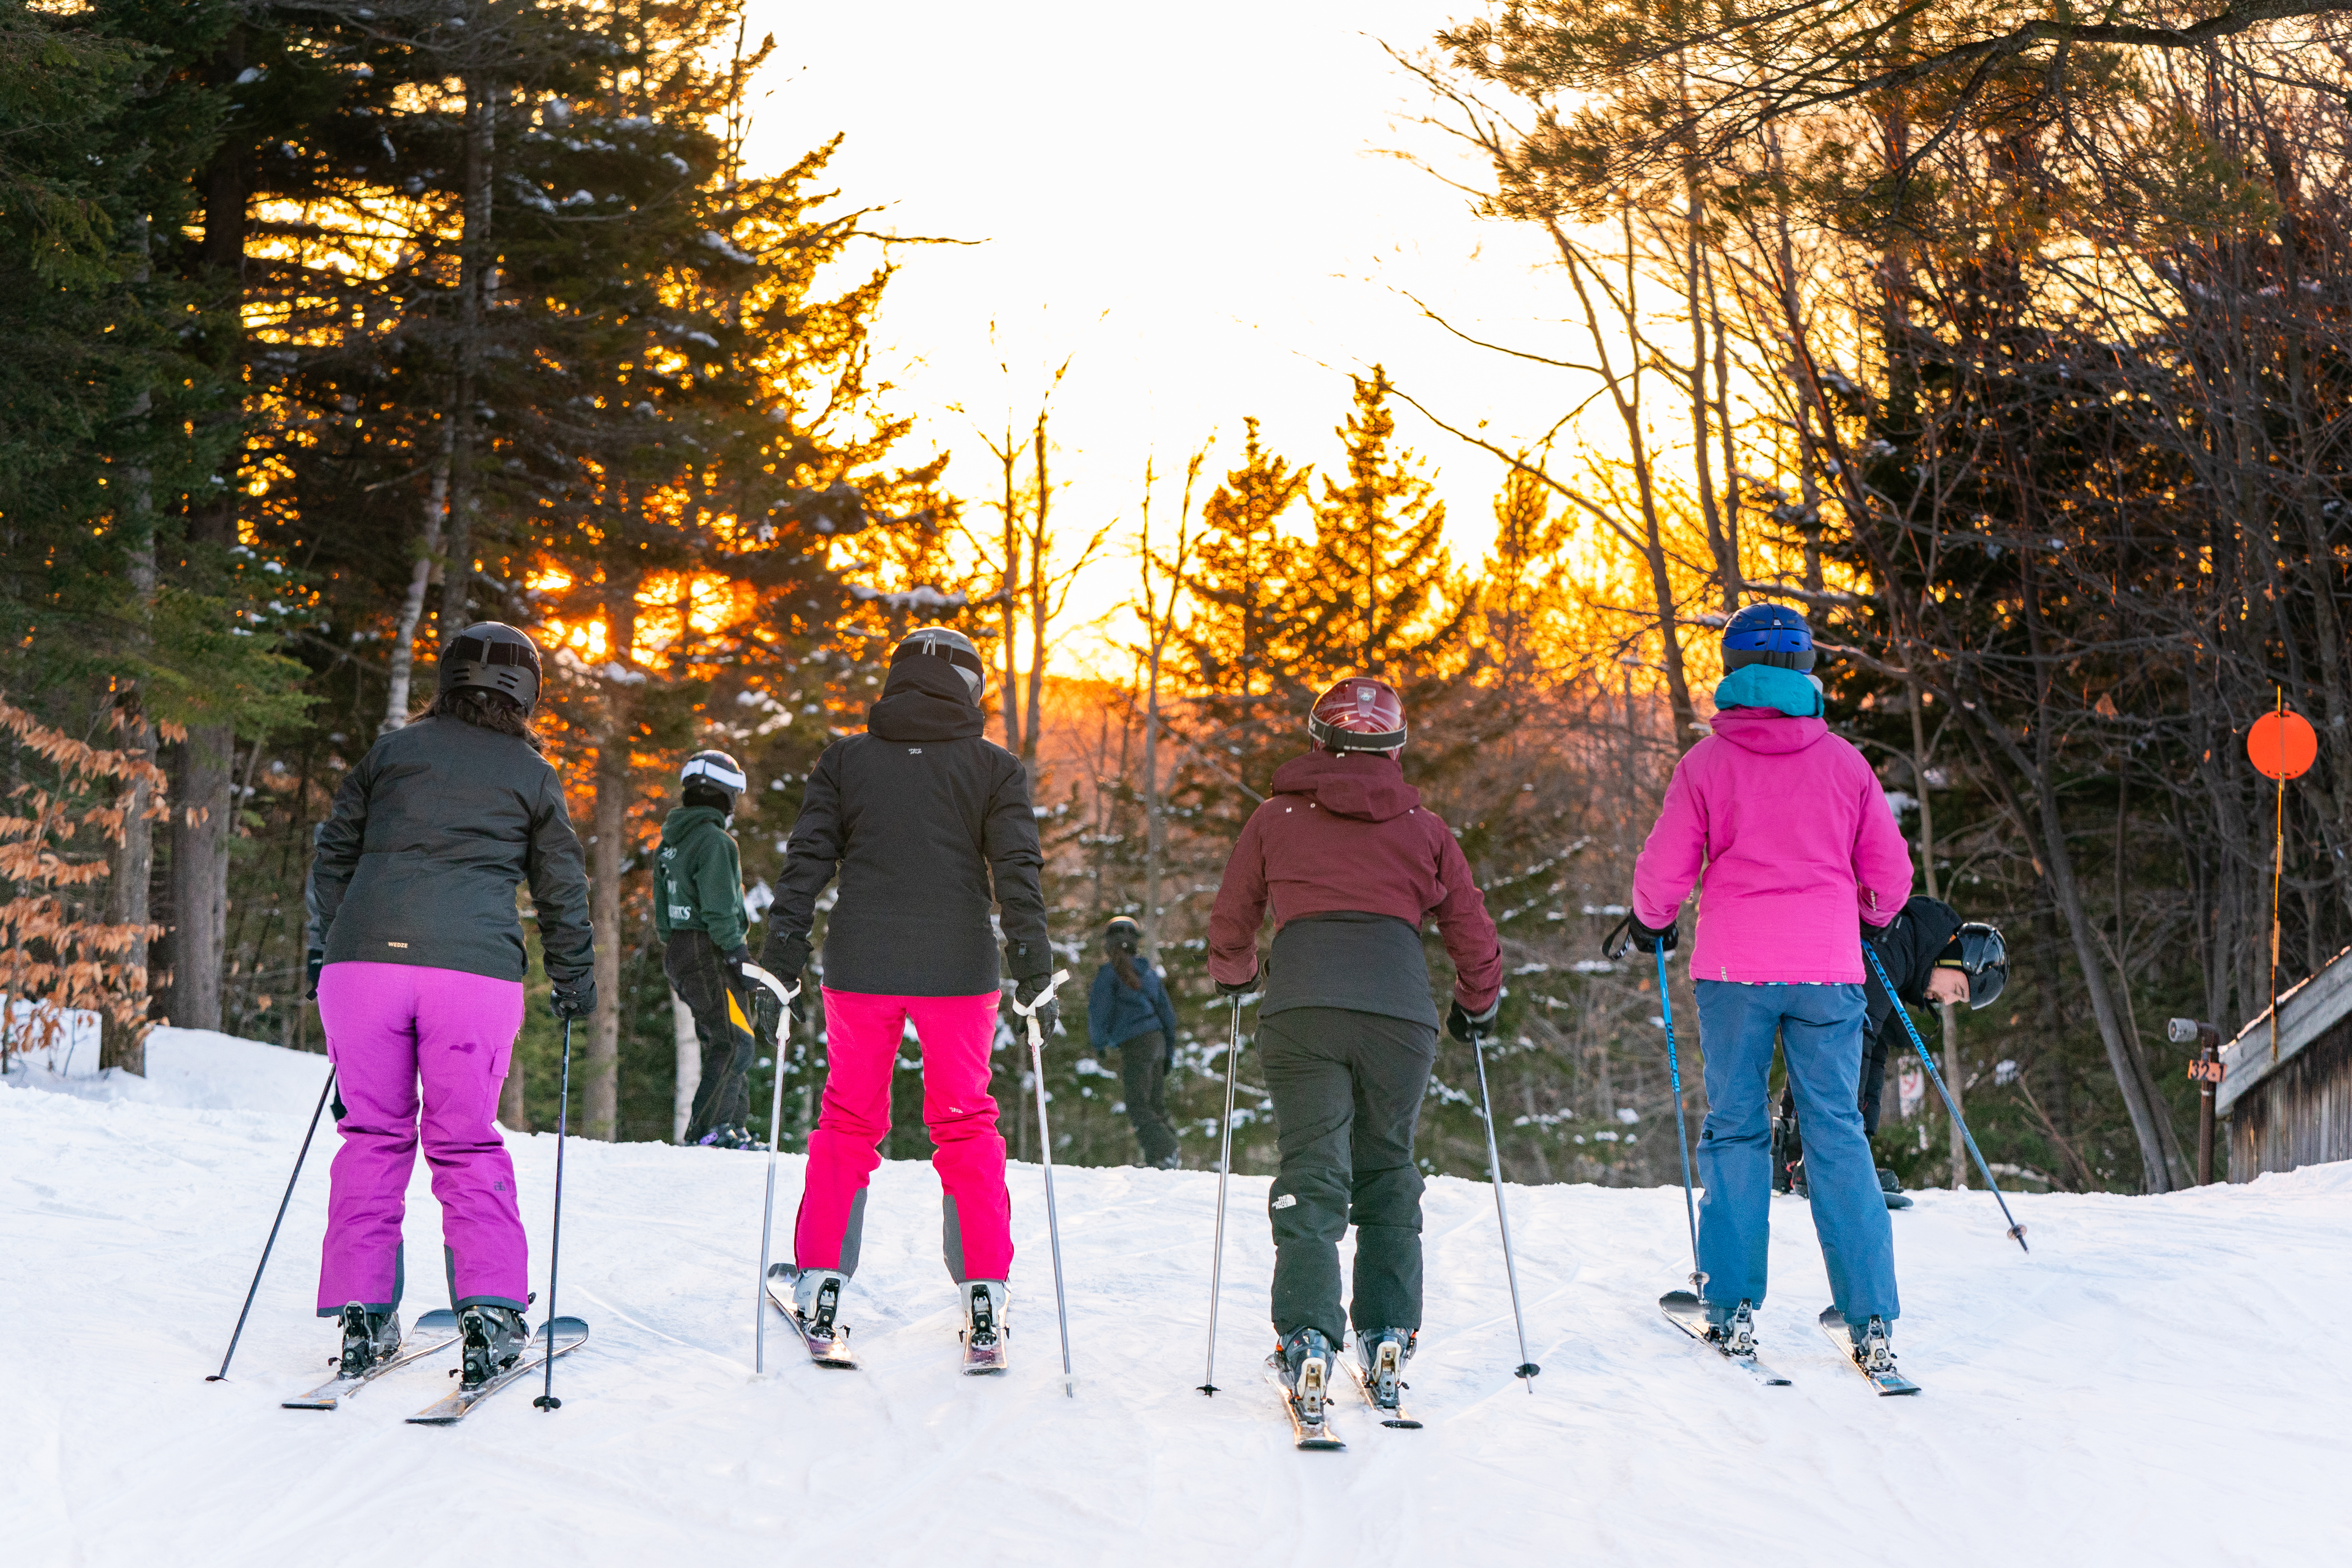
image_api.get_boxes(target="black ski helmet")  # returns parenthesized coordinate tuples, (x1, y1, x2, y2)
(437, 622, 542, 710)
(1105, 915, 1142, 954)
(680, 749, 746, 805)
(1721, 603, 1815, 673)
(891, 625, 985, 701)
(1936, 922, 2009, 1009)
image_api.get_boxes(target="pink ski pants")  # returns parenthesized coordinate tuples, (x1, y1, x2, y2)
(794, 989, 1012, 1282)
(316, 962, 528, 1315)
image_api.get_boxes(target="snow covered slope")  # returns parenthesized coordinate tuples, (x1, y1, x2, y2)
(4, 1033, 2344, 1566)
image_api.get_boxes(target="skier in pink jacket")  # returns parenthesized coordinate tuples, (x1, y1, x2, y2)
(1626, 604, 1916, 1378)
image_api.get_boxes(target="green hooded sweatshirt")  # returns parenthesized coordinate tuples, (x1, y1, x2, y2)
(654, 804, 748, 954)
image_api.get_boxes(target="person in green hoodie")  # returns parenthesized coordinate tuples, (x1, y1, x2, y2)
(656, 749, 760, 1147)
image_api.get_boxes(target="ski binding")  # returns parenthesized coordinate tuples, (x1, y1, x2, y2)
(1340, 1338, 1422, 1428)
(1264, 1351, 1344, 1450)
(283, 1309, 462, 1410)
(765, 1264, 858, 1370)
(1818, 1307, 1920, 1396)
(405, 1316, 589, 1425)
(1661, 1291, 1793, 1386)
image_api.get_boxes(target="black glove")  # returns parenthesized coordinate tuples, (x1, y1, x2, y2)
(1448, 997, 1501, 1044)
(550, 977, 597, 1021)
(306, 949, 325, 1000)
(1216, 973, 1256, 998)
(1014, 973, 1060, 1037)
(1627, 912, 1678, 955)
(763, 933, 812, 979)
(724, 943, 750, 976)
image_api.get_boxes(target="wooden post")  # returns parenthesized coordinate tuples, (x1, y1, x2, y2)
(2171, 1018, 2223, 1185)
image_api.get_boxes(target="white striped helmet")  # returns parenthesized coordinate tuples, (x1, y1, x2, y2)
(680, 749, 747, 802)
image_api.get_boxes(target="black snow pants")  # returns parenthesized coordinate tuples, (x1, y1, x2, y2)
(1259, 1005, 1438, 1347)
(1118, 1031, 1180, 1168)
(667, 929, 756, 1143)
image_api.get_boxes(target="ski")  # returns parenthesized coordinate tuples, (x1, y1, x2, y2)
(1339, 1345, 1422, 1429)
(1660, 1291, 1793, 1387)
(1817, 1307, 1920, 1396)
(404, 1317, 589, 1425)
(283, 1309, 463, 1410)
(959, 1296, 1008, 1376)
(763, 1266, 858, 1370)
(1263, 1352, 1345, 1450)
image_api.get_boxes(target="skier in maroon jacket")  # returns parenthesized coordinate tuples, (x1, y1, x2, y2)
(1207, 676, 1503, 1411)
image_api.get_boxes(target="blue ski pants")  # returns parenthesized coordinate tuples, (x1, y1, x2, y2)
(1693, 980, 1898, 1330)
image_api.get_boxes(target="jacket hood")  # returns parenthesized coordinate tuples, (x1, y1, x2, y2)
(869, 657, 985, 742)
(1269, 749, 1422, 822)
(1709, 708, 1831, 755)
(1713, 663, 1824, 718)
(661, 803, 731, 844)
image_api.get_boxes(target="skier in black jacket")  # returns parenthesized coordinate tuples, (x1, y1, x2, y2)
(1775, 895, 1975, 1205)
(303, 622, 595, 1387)
(758, 626, 1053, 1357)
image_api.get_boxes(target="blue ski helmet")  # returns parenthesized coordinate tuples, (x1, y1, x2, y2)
(1721, 603, 1815, 672)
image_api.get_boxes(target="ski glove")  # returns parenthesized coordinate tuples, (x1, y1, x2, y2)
(723, 944, 750, 976)
(550, 978, 598, 1021)
(1013, 972, 1060, 1038)
(306, 949, 325, 1000)
(1626, 912, 1678, 955)
(1216, 973, 1257, 998)
(1447, 997, 1502, 1044)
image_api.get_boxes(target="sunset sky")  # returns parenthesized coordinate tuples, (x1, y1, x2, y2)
(740, 0, 1592, 663)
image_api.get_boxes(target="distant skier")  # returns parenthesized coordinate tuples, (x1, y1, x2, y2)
(1089, 916, 1182, 1169)
(1206, 676, 1502, 1421)
(1774, 898, 2007, 1206)
(757, 626, 1053, 1364)
(303, 623, 596, 1388)
(655, 749, 762, 1149)
(1626, 603, 1915, 1376)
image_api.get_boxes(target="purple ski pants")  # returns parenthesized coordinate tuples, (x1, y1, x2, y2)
(315, 962, 528, 1316)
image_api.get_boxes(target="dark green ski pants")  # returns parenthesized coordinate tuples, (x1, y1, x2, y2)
(1260, 1006, 1437, 1346)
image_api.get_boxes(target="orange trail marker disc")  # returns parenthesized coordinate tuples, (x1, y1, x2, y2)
(2248, 710, 2318, 780)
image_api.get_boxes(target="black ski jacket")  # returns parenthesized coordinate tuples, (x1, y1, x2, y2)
(305, 714, 595, 987)
(1863, 895, 1965, 1036)
(760, 659, 1050, 996)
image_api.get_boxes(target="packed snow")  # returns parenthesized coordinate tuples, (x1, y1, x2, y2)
(5, 1030, 2344, 1565)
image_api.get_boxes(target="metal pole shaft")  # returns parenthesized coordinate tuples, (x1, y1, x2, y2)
(1199, 998, 1243, 1394)
(1863, 943, 2029, 1252)
(1027, 1016, 1075, 1395)
(755, 1008, 791, 1375)
(209, 1064, 336, 1381)
(1655, 946, 1704, 1294)
(1469, 1024, 1539, 1388)
(534, 1020, 573, 1411)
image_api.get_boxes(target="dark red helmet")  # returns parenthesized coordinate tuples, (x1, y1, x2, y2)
(1307, 675, 1406, 753)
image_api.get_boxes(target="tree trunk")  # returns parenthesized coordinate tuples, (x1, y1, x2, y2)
(383, 436, 451, 731)
(162, 723, 234, 1033)
(101, 362, 160, 1074)
(587, 707, 627, 1141)
(438, 74, 496, 643)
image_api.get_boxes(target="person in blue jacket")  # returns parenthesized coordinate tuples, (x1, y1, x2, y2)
(1088, 916, 1181, 1168)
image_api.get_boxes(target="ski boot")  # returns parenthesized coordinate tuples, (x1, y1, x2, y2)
(1850, 1314, 1897, 1376)
(960, 1280, 1009, 1374)
(793, 1268, 848, 1336)
(1878, 1167, 1914, 1210)
(1708, 1299, 1760, 1359)
(1355, 1328, 1415, 1413)
(336, 1302, 401, 1377)
(1278, 1328, 1334, 1422)
(458, 1304, 529, 1389)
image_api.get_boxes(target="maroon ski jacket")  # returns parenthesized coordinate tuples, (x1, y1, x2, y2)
(1207, 751, 1502, 1011)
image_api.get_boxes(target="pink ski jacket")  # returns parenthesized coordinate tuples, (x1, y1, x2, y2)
(1632, 709, 1914, 984)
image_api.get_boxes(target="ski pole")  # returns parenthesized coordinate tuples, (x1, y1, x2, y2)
(738, 962, 800, 1375)
(534, 1018, 575, 1412)
(208, 1061, 338, 1381)
(1655, 945, 1706, 1298)
(1468, 1018, 1541, 1390)
(1012, 970, 1076, 1397)
(1862, 941, 2029, 1253)
(1198, 994, 1245, 1395)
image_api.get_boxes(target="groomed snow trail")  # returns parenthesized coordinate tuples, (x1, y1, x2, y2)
(4, 1033, 2343, 1566)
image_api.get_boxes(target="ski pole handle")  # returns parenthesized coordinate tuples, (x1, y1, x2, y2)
(1011, 969, 1071, 1047)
